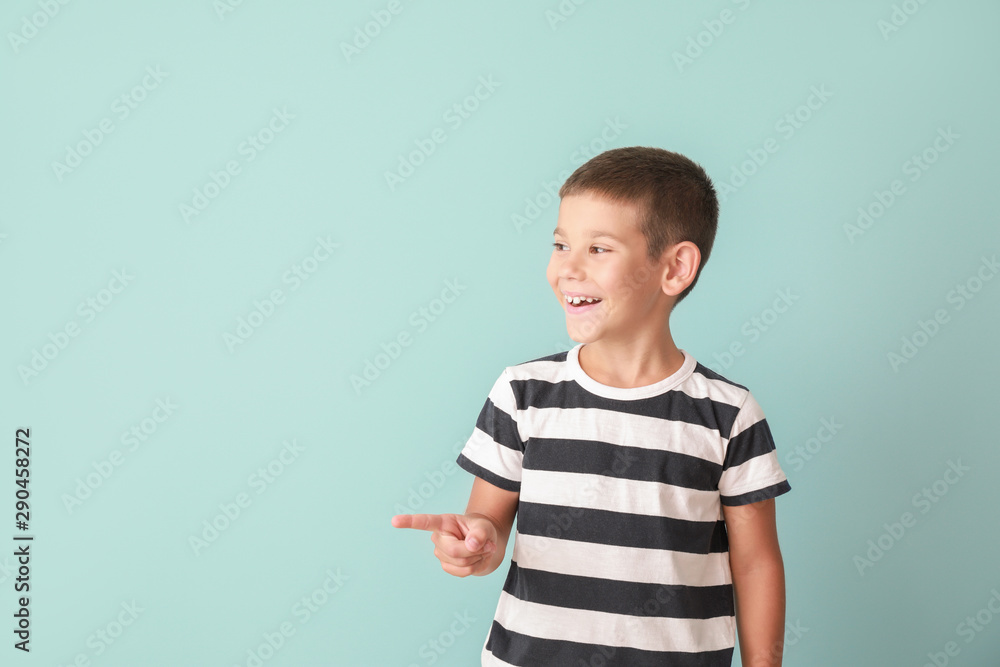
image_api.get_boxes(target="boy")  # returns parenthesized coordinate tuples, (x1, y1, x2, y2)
(392, 146, 791, 666)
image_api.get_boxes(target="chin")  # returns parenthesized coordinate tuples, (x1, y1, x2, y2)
(565, 323, 599, 343)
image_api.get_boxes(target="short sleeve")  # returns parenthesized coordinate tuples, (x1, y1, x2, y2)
(455, 368, 523, 493)
(718, 390, 791, 506)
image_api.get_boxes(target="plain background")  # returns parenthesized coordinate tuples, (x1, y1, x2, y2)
(2, 1, 999, 665)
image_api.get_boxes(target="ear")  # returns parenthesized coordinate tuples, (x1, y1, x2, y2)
(660, 241, 701, 297)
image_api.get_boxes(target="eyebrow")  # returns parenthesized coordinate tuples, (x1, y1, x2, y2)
(552, 227, 624, 243)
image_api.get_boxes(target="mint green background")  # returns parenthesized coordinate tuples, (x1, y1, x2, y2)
(2, 1, 999, 665)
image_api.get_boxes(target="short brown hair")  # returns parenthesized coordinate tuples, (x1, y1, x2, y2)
(558, 146, 718, 308)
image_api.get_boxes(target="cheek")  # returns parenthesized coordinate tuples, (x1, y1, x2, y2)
(545, 259, 558, 286)
(610, 260, 651, 297)
(591, 263, 620, 291)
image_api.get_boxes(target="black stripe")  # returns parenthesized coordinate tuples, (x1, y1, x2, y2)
(722, 418, 776, 471)
(721, 479, 791, 506)
(516, 350, 569, 365)
(516, 501, 728, 554)
(511, 377, 739, 434)
(475, 397, 523, 453)
(456, 453, 520, 492)
(524, 437, 722, 491)
(502, 560, 734, 619)
(693, 362, 747, 391)
(486, 620, 735, 667)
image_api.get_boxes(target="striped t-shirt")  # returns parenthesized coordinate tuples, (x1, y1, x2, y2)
(456, 343, 791, 667)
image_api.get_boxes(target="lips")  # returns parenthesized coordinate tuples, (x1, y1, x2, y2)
(566, 300, 601, 314)
(563, 293, 603, 313)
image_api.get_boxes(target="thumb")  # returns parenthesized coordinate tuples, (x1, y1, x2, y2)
(464, 529, 495, 553)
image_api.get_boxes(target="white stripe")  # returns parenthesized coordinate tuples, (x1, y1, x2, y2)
(507, 358, 571, 385)
(730, 390, 766, 435)
(487, 368, 519, 411)
(460, 428, 522, 484)
(522, 405, 725, 464)
(513, 533, 732, 587)
(520, 468, 721, 523)
(482, 648, 519, 666)
(686, 369, 748, 408)
(719, 450, 786, 498)
(492, 589, 735, 653)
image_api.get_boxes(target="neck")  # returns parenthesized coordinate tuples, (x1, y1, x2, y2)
(578, 335, 684, 389)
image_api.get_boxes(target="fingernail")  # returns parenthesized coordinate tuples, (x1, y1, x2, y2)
(468, 538, 480, 550)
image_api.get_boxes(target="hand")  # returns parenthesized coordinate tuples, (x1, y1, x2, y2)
(391, 513, 499, 577)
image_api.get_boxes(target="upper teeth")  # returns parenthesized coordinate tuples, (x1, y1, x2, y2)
(565, 295, 600, 304)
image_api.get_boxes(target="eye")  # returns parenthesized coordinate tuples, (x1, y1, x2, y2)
(551, 242, 609, 254)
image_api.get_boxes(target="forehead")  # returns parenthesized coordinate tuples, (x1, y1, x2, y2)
(553, 192, 642, 241)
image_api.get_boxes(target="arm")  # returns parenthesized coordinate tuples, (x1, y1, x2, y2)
(722, 497, 786, 667)
(465, 476, 519, 576)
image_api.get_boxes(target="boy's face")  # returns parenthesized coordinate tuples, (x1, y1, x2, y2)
(547, 191, 670, 344)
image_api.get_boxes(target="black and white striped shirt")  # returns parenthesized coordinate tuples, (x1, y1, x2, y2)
(456, 343, 791, 666)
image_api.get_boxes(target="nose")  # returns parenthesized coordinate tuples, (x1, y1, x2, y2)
(557, 246, 587, 280)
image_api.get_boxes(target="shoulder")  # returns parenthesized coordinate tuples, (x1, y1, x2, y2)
(681, 353, 753, 404)
(513, 348, 570, 366)
(500, 348, 571, 379)
(496, 349, 573, 407)
(688, 357, 749, 394)
(681, 355, 766, 436)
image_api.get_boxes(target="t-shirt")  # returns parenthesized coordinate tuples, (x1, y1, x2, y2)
(455, 343, 791, 667)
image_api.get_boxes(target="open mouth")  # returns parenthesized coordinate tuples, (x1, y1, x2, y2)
(564, 294, 603, 312)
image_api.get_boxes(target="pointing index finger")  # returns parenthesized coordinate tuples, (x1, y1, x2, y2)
(391, 513, 445, 532)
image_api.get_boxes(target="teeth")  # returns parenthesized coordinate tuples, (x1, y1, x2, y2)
(565, 295, 600, 305)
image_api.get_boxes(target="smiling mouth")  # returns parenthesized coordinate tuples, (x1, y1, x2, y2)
(564, 294, 603, 312)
